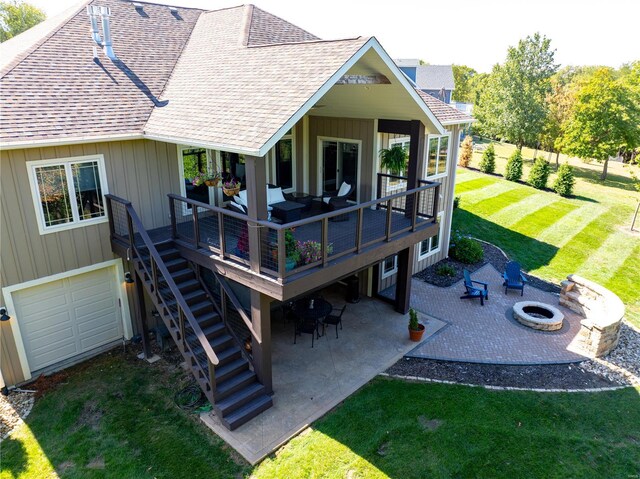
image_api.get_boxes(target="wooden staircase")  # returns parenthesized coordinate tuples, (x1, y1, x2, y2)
(135, 241, 272, 430)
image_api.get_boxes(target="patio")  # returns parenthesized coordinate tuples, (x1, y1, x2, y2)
(200, 284, 447, 464)
(396, 264, 588, 365)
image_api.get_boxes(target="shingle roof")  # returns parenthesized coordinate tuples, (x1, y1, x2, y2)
(415, 64, 455, 91)
(245, 5, 319, 46)
(0, 0, 202, 144)
(145, 5, 368, 152)
(416, 89, 473, 125)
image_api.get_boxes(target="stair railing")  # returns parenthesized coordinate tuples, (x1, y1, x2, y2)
(106, 194, 220, 393)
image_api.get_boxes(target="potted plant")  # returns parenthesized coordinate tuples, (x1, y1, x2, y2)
(297, 240, 333, 265)
(379, 144, 408, 177)
(204, 172, 221, 187)
(222, 177, 241, 196)
(408, 308, 425, 341)
(192, 171, 205, 186)
(284, 229, 300, 271)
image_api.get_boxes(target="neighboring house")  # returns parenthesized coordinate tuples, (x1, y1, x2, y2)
(0, 1, 472, 429)
(396, 60, 456, 104)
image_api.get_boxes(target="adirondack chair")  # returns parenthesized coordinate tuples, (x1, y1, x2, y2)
(502, 261, 528, 296)
(460, 269, 489, 305)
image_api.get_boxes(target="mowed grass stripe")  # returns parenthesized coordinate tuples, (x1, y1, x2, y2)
(536, 203, 608, 247)
(578, 229, 639, 285)
(455, 170, 475, 184)
(469, 186, 539, 218)
(511, 201, 578, 238)
(606, 242, 640, 305)
(455, 176, 497, 194)
(490, 192, 558, 228)
(459, 182, 518, 206)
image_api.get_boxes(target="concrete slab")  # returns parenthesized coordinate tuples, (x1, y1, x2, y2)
(200, 287, 446, 464)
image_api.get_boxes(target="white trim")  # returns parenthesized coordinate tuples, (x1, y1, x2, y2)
(442, 125, 462, 255)
(25, 154, 109, 235)
(418, 212, 444, 260)
(269, 130, 296, 192)
(302, 116, 310, 193)
(316, 136, 362, 202)
(372, 119, 380, 201)
(0, 133, 144, 150)
(380, 255, 398, 279)
(146, 132, 261, 157)
(177, 145, 216, 213)
(424, 133, 452, 179)
(1, 259, 133, 382)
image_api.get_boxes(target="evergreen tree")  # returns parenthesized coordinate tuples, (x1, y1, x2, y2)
(458, 136, 473, 167)
(553, 163, 575, 196)
(504, 150, 523, 181)
(479, 143, 496, 174)
(528, 158, 552, 189)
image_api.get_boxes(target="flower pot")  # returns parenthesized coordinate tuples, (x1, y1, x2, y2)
(285, 257, 297, 271)
(408, 324, 425, 342)
(205, 178, 219, 187)
(223, 186, 240, 196)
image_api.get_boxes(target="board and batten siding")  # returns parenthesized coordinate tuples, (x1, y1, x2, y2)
(0, 139, 180, 385)
(308, 116, 375, 202)
(377, 126, 461, 293)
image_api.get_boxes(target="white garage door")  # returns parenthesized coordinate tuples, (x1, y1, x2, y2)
(12, 266, 123, 373)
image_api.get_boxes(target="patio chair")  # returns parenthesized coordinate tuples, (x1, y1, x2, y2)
(294, 317, 321, 348)
(321, 182, 355, 212)
(502, 261, 528, 296)
(322, 305, 346, 339)
(460, 269, 489, 306)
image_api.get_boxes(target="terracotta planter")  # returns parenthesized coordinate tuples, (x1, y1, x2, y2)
(408, 324, 425, 342)
(223, 186, 240, 196)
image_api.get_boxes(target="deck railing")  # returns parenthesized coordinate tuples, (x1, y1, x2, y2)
(167, 176, 439, 281)
(106, 194, 220, 392)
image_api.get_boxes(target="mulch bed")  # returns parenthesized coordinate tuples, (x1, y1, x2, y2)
(386, 358, 620, 390)
(413, 240, 560, 294)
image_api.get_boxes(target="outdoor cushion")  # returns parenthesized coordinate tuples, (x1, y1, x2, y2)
(234, 190, 248, 206)
(268, 187, 286, 205)
(338, 182, 351, 197)
(228, 201, 246, 214)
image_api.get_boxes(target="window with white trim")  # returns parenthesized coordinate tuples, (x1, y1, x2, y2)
(27, 155, 108, 234)
(388, 137, 410, 177)
(418, 213, 443, 259)
(273, 129, 294, 191)
(381, 255, 398, 279)
(426, 135, 450, 178)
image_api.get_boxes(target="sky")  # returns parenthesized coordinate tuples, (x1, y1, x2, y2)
(32, 0, 640, 73)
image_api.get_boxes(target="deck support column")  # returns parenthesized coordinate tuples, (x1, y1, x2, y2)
(244, 155, 268, 273)
(394, 245, 414, 315)
(406, 120, 426, 218)
(132, 270, 152, 359)
(250, 290, 273, 394)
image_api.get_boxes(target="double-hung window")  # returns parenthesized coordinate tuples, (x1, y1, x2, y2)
(381, 255, 398, 279)
(27, 155, 109, 234)
(418, 213, 443, 259)
(425, 135, 450, 178)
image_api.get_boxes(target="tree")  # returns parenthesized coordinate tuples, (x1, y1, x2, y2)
(479, 143, 496, 174)
(553, 163, 575, 196)
(504, 150, 523, 181)
(451, 65, 478, 103)
(0, 0, 45, 42)
(475, 33, 558, 149)
(561, 67, 640, 180)
(540, 69, 578, 168)
(458, 136, 473, 167)
(528, 158, 552, 189)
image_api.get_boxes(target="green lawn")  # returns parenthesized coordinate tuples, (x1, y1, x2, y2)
(3, 354, 639, 479)
(456, 140, 640, 328)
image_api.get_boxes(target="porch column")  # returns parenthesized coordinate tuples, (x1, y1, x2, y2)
(394, 245, 414, 314)
(406, 120, 426, 218)
(133, 271, 152, 359)
(250, 290, 273, 394)
(244, 155, 268, 273)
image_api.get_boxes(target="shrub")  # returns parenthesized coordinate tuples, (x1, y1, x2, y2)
(449, 232, 484, 264)
(408, 308, 420, 330)
(528, 158, 552, 189)
(553, 163, 576, 197)
(453, 195, 461, 209)
(436, 264, 456, 277)
(479, 143, 496, 174)
(458, 136, 473, 167)
(504, 149, 523, 182)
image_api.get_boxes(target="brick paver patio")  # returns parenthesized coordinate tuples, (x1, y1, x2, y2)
(405, 264, 587, 364)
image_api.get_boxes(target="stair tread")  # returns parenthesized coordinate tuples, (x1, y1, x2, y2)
(216, 381, 265, 411)
(210, 333, 233, 349)
(224, 394, 273, 429)
(216, 369, 255, 394)
(201, 320, 225, 335)
(216, 357, 248, 378)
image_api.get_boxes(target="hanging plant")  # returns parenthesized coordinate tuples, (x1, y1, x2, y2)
(379, 144, 408, 176)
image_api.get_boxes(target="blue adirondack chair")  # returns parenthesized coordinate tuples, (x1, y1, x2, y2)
(502, 261, 528, 296)
(460, 269, 489, 306)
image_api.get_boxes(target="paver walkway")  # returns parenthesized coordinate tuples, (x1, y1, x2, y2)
(406, 264, 587, 364)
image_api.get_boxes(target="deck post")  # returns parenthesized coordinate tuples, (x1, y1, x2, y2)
(250, 290, 272, 394)
(406, 120, 426, 218)
(133, 270, 153, 359)
(394, 245, 414, 315)
(244, 155, 268, 273)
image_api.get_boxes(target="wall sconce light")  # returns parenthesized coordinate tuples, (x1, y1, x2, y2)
(0, 308, 10, 322)
(124, 272, 134, 284)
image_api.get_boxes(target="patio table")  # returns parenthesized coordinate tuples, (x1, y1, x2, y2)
(292, 297, 332, 335)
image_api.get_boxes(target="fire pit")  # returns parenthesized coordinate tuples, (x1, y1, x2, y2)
(512, 301, 564, 331)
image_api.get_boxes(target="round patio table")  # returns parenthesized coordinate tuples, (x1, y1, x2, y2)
(292, 298, 332, 323)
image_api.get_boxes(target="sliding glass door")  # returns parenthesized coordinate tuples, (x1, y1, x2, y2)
(320, 139, 359, 200)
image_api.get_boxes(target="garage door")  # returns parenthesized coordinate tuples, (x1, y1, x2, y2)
(12, 266, 123, 373)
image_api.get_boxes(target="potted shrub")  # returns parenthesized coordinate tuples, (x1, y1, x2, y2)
(408, 308, 425, 341)
(379, 144, 408, 177)
(222, 177, 241, 196)
(284, 229, 300, 271)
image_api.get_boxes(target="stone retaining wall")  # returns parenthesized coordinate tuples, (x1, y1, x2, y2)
(560, 274, 624, 357)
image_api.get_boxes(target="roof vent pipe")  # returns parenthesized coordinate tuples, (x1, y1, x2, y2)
(99, 6, 117, 60)
(86, 5, 102, 45)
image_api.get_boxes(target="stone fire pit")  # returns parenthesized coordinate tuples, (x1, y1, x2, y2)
(513, 301, 564, 331)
